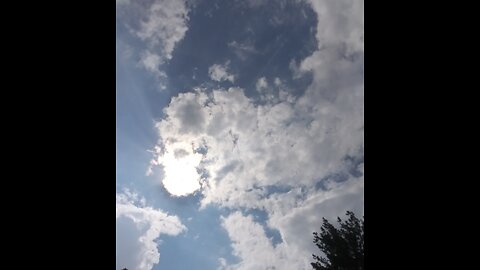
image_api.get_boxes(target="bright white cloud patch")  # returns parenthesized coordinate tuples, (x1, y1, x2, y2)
(116, 190, 186, 270)
(298, 0, 364, 102)
(220, 211, 308, 270)
(218, 179, 363, 270)
(149, 91, 208, 196)
(209, 61, 236, 83)
(157, 141, 203, 196)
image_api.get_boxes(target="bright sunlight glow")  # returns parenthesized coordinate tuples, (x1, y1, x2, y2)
(159, 146, 202, 196)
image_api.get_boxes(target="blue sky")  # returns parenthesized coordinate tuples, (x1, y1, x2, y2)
(116, 0, 364, 269)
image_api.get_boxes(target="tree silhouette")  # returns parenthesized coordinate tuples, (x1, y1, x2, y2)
(311, 211, 364, 270)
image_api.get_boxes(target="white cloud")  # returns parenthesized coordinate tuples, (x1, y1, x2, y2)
(209, 61, 236, 83)
(137, 0, 190, 61)
(139, 51, 161, 73)
(149, 90, 210, 196)
(139, 51, 168, 88)
(220, 211, 308, 270)
(149, 0, 364, 268)
(152, 84, 362, 208)
(157, 140, 203, 196)
(256, 77, 268, 92)
(151, 72, 363, 267)
(116, 190, 186, 270)
(151, 82, 363, 268)
(307, 0, 364, 55)
(217, 257, 228, 270)
(298, 0, 364, 103)
(217, 178, 363, 270)
(118, 0, 190, 85)
(265, 178, 364, 263)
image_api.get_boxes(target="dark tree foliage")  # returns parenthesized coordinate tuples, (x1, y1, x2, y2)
(311, 211, 364, 270)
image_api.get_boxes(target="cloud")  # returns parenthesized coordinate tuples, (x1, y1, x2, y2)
(274, 77, 282, 86)
(137, 0, 190, 61)
(148, 0, 364, 268)
(139, 50, 168, 89)
(147, 90, 210, 196)
(306, 0, 364, 55)
(151, 70, 363, 267)
(217, 178, 363, 270)
(228, 40, 258, 61)
(255, 76, 286, 103)
(265, 177, 364, 265)
(157, 140, 203, 196)
(116, 190, 186, 270)
(152, 83, 362, 207)
(151, 80, 363, 269)
(209, 61, 236, 83)
(256, 77, 268, 92)
(118, 0, 190, 86)
(298, 0, 364, 103)
(220, 211, 308, 270)
(139, 51, 161, 74)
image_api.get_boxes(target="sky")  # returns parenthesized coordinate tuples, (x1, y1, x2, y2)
(116, 0, 364, 269)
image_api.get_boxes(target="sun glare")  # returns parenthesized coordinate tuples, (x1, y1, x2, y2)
(160, 147, 202, 196)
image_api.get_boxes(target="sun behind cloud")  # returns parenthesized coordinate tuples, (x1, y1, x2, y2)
(158, 142, 202, 196)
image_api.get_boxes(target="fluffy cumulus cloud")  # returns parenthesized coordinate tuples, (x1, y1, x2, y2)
(152, 78, 362, 207)
(209, 61, 236, 83)
(116, 190, 186, 270)
(148, 0, 364, 268)
(150, 78, 363, 267)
